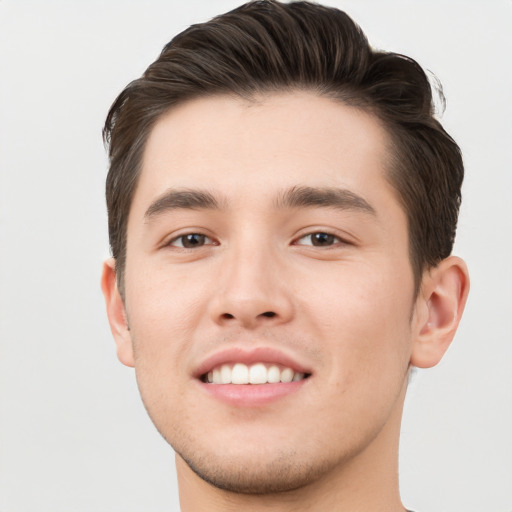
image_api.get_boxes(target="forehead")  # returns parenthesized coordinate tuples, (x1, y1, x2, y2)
(132, 92, 396, 217)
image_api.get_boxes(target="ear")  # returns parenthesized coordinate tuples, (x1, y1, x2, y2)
(101, 258, 135, 367)
(411, 256, 470, 368)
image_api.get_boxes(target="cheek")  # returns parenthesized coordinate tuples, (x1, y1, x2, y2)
(306, 259, 414, 381)
(303, 254, 414, 326)
(319, 281, 413, 438)
(127, 253, 209, 315)
(124, 263, 209, 367)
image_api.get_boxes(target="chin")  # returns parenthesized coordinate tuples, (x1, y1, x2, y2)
(177, 446, 333, 495)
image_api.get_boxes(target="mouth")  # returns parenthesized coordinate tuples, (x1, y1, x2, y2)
(194, 347, 313, 405)
(201, 362, 310, 385)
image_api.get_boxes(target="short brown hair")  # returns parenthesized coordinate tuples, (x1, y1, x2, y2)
(104, 0, 463, 296)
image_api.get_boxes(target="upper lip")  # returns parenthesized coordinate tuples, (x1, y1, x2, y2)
(193, 346, 313, 379)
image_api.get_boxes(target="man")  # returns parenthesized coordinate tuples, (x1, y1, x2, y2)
(101, 1, 469, 510)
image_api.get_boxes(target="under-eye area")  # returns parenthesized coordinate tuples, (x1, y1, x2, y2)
(201, 363, 312, 385)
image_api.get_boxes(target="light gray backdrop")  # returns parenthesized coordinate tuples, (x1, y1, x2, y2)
(0, 1, 511, 511)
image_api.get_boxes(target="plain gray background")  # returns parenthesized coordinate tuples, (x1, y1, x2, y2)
(0, 1, 511, 511)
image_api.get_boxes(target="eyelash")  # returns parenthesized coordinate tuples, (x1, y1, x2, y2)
(165, 231, 348, 249)
(166, 233, 216, 249)
(294, 232, 346, 248)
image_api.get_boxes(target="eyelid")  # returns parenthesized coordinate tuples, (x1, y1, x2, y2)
(293, 229, 353, 247)
(162, 230, 218, 249)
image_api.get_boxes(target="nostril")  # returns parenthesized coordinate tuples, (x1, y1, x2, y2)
(218, 311, 277, 322)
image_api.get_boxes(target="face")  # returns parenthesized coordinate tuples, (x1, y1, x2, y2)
(117, 92, 422, 493)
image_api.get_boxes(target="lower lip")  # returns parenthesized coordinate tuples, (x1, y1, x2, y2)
(198, 379, 308, 407)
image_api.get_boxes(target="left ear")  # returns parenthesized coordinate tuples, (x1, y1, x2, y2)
(411, 256, 470, 368)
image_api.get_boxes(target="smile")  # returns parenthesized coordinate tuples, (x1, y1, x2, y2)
(202, 362, 308, 385)
(195, 348, 312, 406)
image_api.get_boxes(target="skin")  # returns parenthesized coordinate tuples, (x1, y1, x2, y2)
(102, 92, 469, 512)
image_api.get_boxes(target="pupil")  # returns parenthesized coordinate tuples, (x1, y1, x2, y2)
(313, 233, 334, 246)
(183, 234, 204, 248)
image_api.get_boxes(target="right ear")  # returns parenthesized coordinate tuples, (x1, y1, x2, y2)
(101, 258, 134, 367)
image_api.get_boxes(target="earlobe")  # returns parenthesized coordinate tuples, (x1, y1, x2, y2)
(411, 256, 470, 369)
(101, 258, 135, 367)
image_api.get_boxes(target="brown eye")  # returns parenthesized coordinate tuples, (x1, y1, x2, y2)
(169, 233, 212, 248)
(297, 232, 339, 247)
(310, 233, 336, 246)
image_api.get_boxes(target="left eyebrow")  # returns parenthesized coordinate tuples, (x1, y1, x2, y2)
(274, 186, 376, 216)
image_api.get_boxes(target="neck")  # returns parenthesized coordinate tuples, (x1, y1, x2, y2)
(177, 381, 408, 512)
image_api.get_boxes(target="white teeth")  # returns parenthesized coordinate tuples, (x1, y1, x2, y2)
(280, 367, 294, 383)
(220, 364, 232, 384)
(249, 363, 267, 384)
(205, 363, 307, 385)
(231, 363, 249, 384)
(267, 365, 281, 383)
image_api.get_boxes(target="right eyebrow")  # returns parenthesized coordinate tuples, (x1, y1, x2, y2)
(144, 188, 224, 221)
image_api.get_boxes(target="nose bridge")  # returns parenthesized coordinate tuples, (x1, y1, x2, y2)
(210, 232, 293, 327)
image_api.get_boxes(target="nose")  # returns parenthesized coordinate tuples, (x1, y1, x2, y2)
(208, 244, 295, 330)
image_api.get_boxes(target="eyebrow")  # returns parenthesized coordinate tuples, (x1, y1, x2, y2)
(274, 186, 376, 215)
(144, 188, 225, 220)
(144, 185, 376, 221)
